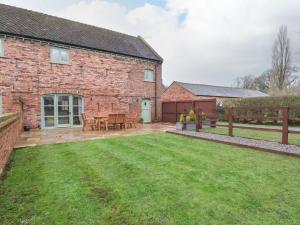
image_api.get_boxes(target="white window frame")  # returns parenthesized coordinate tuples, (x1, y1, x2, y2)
(144, 69, 154, 82)
(50, 47, 70, 64)
(0, 38, 4, 57)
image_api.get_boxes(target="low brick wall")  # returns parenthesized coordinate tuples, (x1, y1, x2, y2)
(0, 113, 22, 176)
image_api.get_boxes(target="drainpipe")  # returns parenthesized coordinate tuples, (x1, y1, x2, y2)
(154, 64, 157, 122)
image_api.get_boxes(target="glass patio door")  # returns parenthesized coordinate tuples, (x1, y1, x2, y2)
(42, 94, 83, 128)
(57, 95, 71, 127)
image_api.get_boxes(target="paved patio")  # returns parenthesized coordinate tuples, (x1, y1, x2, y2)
(15, 123, 174, 148)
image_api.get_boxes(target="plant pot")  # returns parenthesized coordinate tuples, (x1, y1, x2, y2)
(185, 122, 196, 131)
(176, 122, 185, 130)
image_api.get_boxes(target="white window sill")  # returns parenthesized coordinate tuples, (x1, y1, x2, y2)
(50, 62, 71, 66)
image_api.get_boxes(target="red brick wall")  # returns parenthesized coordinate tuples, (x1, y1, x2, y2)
(0, 113, 22, 175)
(162, 82, 231, 105)
(0, 37, 163, 128)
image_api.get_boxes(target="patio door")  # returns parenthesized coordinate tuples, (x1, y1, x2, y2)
(57, 95, 71, 127)
(42, 94, 83, 128)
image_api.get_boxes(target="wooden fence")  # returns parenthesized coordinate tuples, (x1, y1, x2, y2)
(162, 99, 216, 123)
(225, 106, 300, 145)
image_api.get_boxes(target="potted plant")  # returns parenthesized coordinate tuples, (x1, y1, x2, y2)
(176, 114, 185, 130)
(198, 112, 207, 129)
(185, 109, 196, 131)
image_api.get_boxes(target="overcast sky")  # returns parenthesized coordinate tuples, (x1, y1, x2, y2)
(1, 0, 300, 86)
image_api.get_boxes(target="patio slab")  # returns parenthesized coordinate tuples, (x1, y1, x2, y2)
(15, 123, 174, 148)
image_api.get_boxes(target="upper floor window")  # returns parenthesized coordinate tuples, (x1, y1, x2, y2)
(50, 47, 69, 64)
(144, 69, 154, 82)
(0, 38, 4, 57)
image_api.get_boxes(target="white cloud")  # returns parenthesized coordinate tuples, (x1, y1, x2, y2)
(1, 0, 300, 86)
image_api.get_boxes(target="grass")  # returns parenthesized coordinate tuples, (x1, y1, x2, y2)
(0, 133, 300, 225)
(203, 127, 300, 145)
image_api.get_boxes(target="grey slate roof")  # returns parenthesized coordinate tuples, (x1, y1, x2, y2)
(176, 81, 268, 98)
(0, 3, 162, 62)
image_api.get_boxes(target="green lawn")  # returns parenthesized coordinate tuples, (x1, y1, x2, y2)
(1, 133, 300, 225)
(203, 127, 300, 145)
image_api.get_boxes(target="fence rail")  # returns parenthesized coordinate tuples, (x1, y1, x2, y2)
(224, 106, 300, 145)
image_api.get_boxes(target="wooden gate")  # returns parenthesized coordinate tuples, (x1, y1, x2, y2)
(162, 99, 216, 123)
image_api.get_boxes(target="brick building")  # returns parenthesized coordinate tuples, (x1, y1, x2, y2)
(162, 81, 268, 105)
(0, 4, 163, 129)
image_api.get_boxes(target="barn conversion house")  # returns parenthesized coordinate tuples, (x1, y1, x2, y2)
(0, 4, 163, 129)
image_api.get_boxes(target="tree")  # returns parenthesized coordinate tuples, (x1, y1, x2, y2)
(233, 71, 271, 93)
(270, 25, 297, 90)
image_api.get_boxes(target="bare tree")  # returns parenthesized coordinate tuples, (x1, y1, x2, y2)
(233, 71, 271, 93)
(271, 25, 297, 90)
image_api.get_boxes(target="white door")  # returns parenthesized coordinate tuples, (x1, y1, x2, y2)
(141, 99, 151, 123)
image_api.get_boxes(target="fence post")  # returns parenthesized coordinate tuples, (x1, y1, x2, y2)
(281, 107, 289, 145)
(228, 107, 233, 137)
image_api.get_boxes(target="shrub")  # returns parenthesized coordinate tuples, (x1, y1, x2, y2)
(179, 114, 185, 124)
(222, 96, 300, 124)
(223, 96, 300, 108)
(189, 110, 196, 122)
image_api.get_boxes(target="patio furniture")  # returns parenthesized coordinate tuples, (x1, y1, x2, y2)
(81, 113, 97, 131)
(107, 113, 126, 130)
(94, 115, 108, 131)
(126, 112, 138, 128)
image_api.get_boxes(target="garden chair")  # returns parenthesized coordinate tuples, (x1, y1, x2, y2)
(81, 113, 97, 131)
(116, 114, 126, 129)
(126, 112, 138, 128)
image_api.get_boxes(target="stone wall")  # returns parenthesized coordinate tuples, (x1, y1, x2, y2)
(0, 113, 22, 176)
(0, 36, 163, 128)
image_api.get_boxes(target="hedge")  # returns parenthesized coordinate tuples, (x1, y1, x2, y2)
(223, 96, 300, 108)
(219, 96, 300, 124)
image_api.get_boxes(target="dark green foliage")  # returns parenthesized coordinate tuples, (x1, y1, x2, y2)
(222, 96, 300, 124)
(223, 96, 300, 108)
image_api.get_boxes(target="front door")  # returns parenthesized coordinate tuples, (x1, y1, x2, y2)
(141, 99, 151, 123)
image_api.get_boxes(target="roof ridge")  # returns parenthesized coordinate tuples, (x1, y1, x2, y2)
(175, 81, 262, 92)
(0, 3, 138, 40)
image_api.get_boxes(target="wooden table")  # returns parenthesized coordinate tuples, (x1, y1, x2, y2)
(94, 116, 108, 131)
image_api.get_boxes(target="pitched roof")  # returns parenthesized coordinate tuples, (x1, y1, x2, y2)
(0, 3, 162, 62)
(175, 81, 268, 98)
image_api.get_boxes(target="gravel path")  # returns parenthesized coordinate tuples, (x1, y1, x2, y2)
(168, 130, 300, 157)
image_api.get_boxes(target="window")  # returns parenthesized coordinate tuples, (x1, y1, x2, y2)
(50, 47, 69, 64)
(144, 69, 154, 81)
(0, 38, 4, 57)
